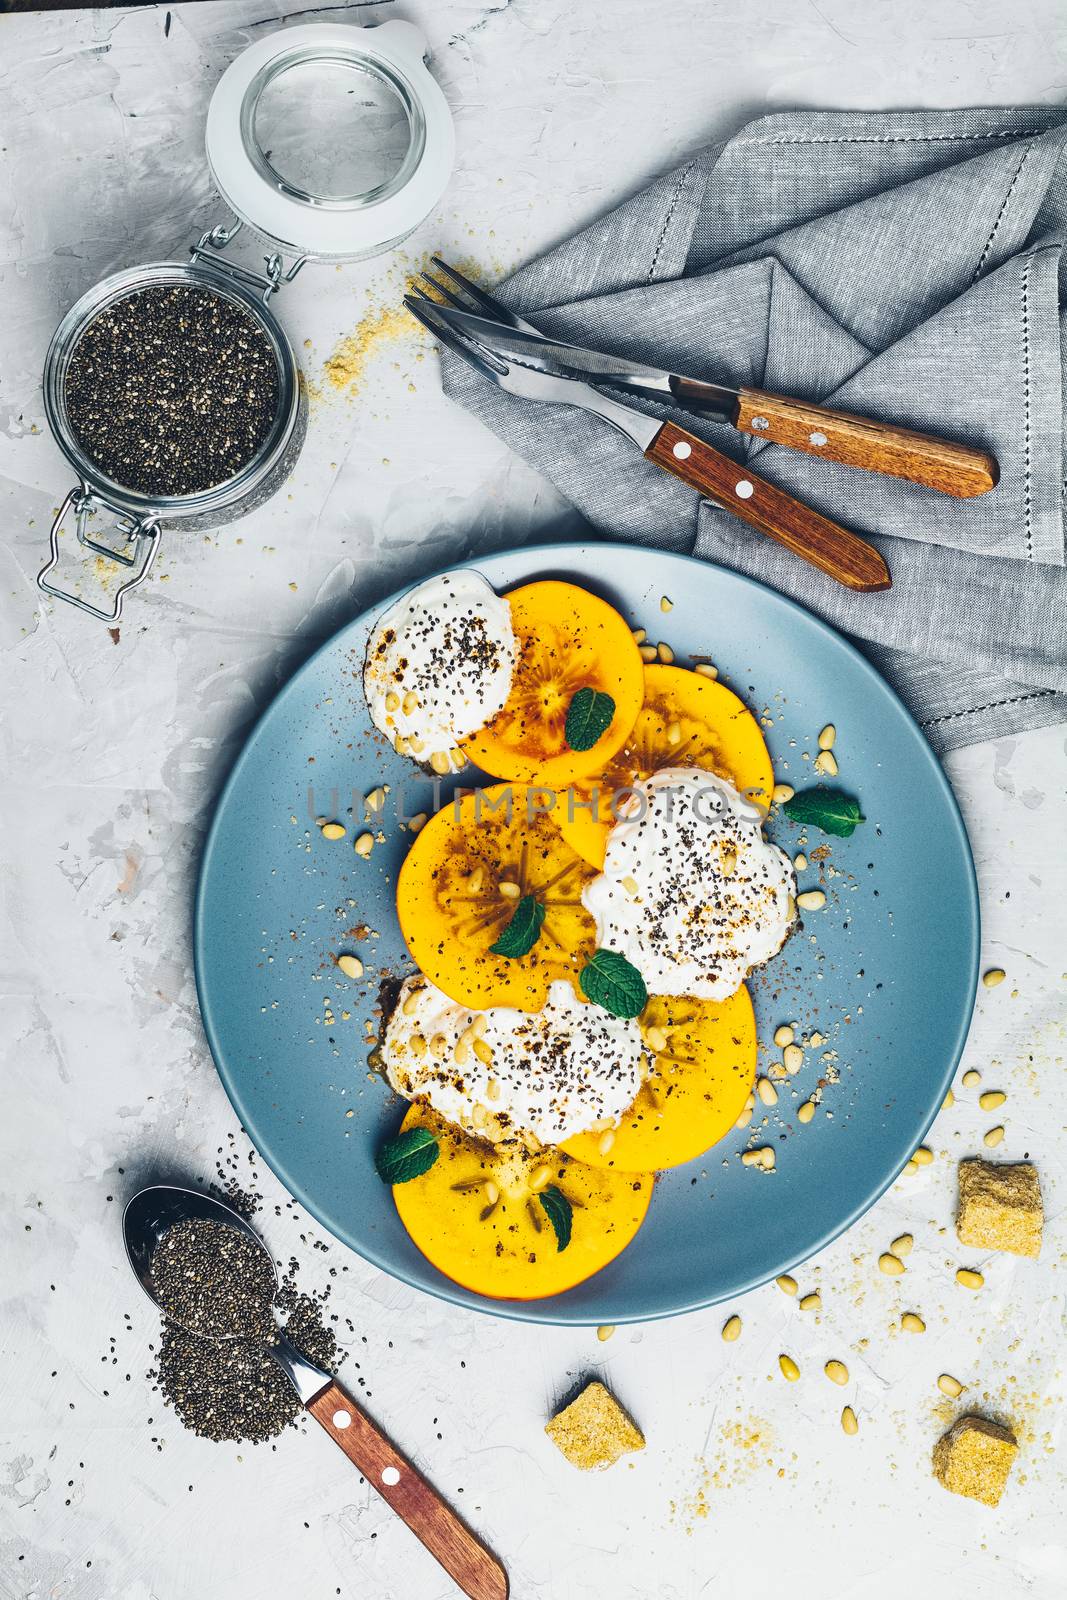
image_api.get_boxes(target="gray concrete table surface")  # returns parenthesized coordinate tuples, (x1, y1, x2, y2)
(2, 2, 1066, 1596)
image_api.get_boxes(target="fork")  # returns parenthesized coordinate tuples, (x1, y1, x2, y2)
(406, 261, 891, 592)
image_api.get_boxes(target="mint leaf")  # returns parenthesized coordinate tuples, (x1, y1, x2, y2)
(489, 893, 545, 959)
(565, 687, 616, 752)
(375, 1126, 439, 1185)
(579, 948, 648, 1018)
(538, 1185, 572, 1251)
(782, 786, 865, 839)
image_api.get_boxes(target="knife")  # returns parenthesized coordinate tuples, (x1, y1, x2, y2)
(405, 292, 892, 593)
(421, 303, 999, 500)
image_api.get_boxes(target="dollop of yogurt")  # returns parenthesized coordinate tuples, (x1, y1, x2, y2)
(363, 570, 515, 760)
(582, 767, 795, 1000)
(382, 976, 644, 1145)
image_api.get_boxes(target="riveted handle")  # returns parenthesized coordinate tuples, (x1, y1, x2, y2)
(306, 1381, 508, 1600)
(647, 421, 891, 593)
(735, 389, 999, 498)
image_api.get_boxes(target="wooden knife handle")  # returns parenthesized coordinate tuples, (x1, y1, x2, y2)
(307, 1381, 508, 1600)
(735, 388, 998, 498)
(647, 420, 891, 592)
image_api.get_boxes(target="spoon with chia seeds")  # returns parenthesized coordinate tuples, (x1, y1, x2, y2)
(124, 1184, 508, 1600)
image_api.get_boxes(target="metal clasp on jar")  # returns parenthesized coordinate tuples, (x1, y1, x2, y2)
(189, 218, 307, 304)
(37, 486, 162, 624)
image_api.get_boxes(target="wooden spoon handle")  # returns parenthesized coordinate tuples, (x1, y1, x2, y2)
(307, 1381, 508, 1600)
(735, 388, 999, 498)
(647, 420, 891, 592)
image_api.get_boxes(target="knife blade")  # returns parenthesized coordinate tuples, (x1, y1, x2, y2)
(423, 301, 998, 499)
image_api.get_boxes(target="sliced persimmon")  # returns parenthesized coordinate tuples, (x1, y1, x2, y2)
(557, 664, 775, 868)
(396, 783, 597, 1011)
(560, 986, 757, 1172)
(459, 580, 643, 786)
(392, 1105, 653, 1300)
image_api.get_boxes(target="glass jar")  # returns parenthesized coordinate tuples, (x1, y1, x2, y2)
(37, 21, 454, 622)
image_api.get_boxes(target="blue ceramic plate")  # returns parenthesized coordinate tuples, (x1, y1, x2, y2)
(195, 544, 979, 1324)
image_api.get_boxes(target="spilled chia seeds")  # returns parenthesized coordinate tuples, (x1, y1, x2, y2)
(147, 1211, 339, 1445)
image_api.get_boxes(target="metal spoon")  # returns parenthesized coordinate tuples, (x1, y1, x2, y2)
(124, 1184, 508, 1600)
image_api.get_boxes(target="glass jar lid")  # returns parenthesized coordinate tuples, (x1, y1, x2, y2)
(204, 21, 455, 261)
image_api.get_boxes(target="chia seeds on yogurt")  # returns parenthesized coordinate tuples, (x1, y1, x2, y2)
(64, 284, 280, 497)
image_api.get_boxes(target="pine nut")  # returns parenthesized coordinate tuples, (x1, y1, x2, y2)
(429, 751, 451, 775)
(962, 1069, 981, 1088)
(408, 737, 425, 754)
(666, 720, 683, 746)
(773, 1024, 794, 1048)
(321, 822, 346, 840)
(891, 1234, 913, 1257)
(735, 1106, 753, 1130)
(639, 644, 657, 663)
(942, 1088, 955, 1109)
(740, 1148, 762, 1166)
(621, 874, 641, 896)
(660, 596, 674, 612)
(365, 787, 386, 813)
(467, 866, 485, 894)
(776, 1274, 798, 1296)
(429, 1033, 447, 1059)
(824, 1359, 849, 1386)
(841, 1406, 858, 1436)
(783, 1042, 804, 1073)
(983, 1125, 1005, 1147)
(956, 1268, 984, 1290)
(408, 812, 428, 832)
(471, 1103, 487, 1129)
(772, 783, 795, 804)
(498, 880, 521, 900)
(384, 691, 400, 712)
(982, 967, 1006, 988)
(483, 1181, 500, 1206)
(450, 748, 465, 769)
(337, 954, 364, 980)
(408, 1033, 427, 1058)
(912, 1146, 933, 1166)
(793, 852, 808, 870)
(598, 1129, 616, 1156)
(657, 642, 674, 663)
(694, 662, 718, 679)
(721, 1315, 742, 1342)
(400, 689, 419, 716)
(354, 832, 374, 858)
(797, 889, 826, 911)
(818, 724, 836, 750)
(632, 627, 647, 644)
(779, 1354, 800, 1382)
(454, 1039, 471, 1066)
(485, 1077, 501, 1102)
(757, 1077, 778, 1106)
(597, 1325, 615, 1341)
(938, 1374, 964, 1399)
(393, 734, 409, 756)
(797, 1100, 816, 1124)
(759, 1147, 776, 1170)
(472, 1038, 493, 1067)
(529, 1165, 551, 1191)
(814, 750, 838, 777)
(979, 1090, 1006, 1111)
(901, 1312, 925, 1333)
(799, 1292, 821, 1311)
(879, 1252, 905, 1276)
(903, 1158, 919, 1175)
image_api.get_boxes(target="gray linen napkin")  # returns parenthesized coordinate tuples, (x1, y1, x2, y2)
(443, 107, 1067, 753)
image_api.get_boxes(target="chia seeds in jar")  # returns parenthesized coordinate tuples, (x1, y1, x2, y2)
(63, 284, 280, 498)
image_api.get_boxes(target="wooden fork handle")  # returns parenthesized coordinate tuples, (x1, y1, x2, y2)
(307, 1381, 508, 1600)
(734, 388, 999, 498)
(647, 420, 891, 592)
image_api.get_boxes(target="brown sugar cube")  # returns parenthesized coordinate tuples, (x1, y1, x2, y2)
(545, 1380, 645, 1470)
(933, 1415, 1018, 1507)
(956, 1159, 1043, 1259)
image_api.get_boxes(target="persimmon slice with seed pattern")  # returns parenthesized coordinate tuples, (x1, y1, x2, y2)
(391, 1105, 653, 1299)
(459, 580, 644, 785)
(396, 783, 597, 1010)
